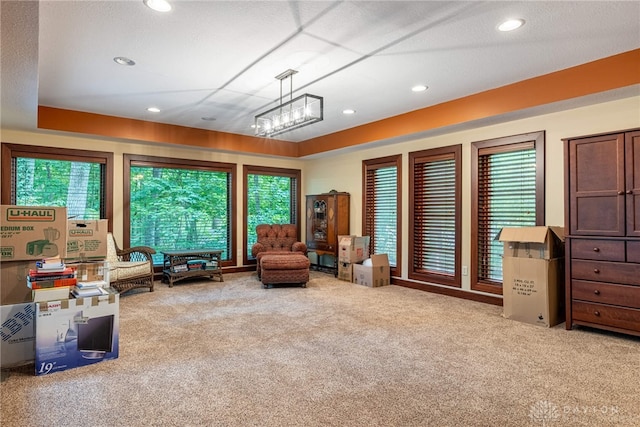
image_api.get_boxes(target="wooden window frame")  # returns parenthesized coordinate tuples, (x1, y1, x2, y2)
(409, 145, 461, 287)
(470, 131, 545, 295)
(362, 154, 402, 277)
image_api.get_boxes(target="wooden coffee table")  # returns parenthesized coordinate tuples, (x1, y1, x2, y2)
(161, 249, 223, 287)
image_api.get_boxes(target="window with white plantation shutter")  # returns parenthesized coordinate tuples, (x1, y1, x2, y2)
(471, 131, 545, 295)
(363, 155, 401, 276)
(409, 146, 461, 287)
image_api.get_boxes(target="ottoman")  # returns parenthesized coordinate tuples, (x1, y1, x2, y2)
(260, 254, 310, 288)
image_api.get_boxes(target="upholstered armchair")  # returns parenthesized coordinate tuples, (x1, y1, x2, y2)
(106, 233, 156, 294)
(251, 224, 307, 278)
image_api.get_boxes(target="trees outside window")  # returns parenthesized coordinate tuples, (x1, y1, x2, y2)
(409, 145, 461, 287)
(243, 165, 301, 265)
(471, 131, 545, 294)
(125, 155, 236, 266)
(362, 155, 401, 277)
(1, 144, 112, 221)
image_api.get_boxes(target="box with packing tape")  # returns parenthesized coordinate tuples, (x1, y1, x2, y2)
(1, 206, 68, 261)
(338, 235, 370, 263)
(353, 254, 390, 287)
(497, 226, 565, 327)
(66, 220, 108, 261)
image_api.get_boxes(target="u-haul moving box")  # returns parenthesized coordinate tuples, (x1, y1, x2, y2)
(338, 235, 370, 263)
(353, 254, 390, 287)
(66, 220, 108, 261)
(1, 206, 68, 261)
(497, 226, 565, 327)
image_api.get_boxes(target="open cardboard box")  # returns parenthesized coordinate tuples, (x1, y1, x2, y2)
(353, 254, 390, 287)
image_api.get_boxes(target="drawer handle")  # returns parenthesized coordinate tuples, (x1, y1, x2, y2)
(627, 190, 633, 195)
(593, 268, 600, 274)
(618, 191, 625, 195)
(593, 247, 600, 252)
(594, 290, 600, 295)
(594, 310, 600, 316)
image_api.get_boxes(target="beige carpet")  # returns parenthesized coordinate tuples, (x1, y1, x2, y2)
(2, 271, 639, 427)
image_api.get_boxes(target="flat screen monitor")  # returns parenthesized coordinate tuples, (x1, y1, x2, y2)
(77, 314, 114, 359)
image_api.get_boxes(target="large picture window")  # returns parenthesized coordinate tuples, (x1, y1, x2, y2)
(363, 155, 401, 277)
(124, 155, 236, 266)
(243, 165, 301, 264)
(1, 144, 113, 222)
(471, 131, 545, 294)
(409, 145, 461, 287)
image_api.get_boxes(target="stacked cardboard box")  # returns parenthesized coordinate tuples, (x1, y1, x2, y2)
(337, 235, 370, 282)
(498, 226, 565, 327)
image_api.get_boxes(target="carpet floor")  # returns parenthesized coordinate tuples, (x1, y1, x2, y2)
(1, 271, 639, 426)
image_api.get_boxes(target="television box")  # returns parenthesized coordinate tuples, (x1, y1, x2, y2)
(66, 220, 108, 261)
(338, 235, 370, 263)
(35, 289, 119, 376)
(498, 226, 565, 327)
(337, 262, 353, 282)
(496, 226, 564, 260)
(1, 260, 35, 305)
(353, 254, 390, 288)
(1, 206, 68, 261)
(0, 302, 36, 368)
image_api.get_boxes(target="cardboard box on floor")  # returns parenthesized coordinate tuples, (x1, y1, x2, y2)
(498, 226, 565, 327)
(338, 235, 370, 263)
(1, 206, 68, 261)
(353, 254, 390, 287)
(337, 261, 353, 282)
(35, 289, 119, 376)
(66, 219, 108, 261)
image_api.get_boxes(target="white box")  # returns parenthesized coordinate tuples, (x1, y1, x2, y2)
(35, 289, 119, 375)
(1, 302, 36, 368)
(338, 235, 370, 263)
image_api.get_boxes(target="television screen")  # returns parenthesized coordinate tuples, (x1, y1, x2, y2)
(77, 315, 114, 354)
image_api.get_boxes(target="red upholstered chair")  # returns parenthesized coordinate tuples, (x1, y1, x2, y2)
(251, 224, 307, 278)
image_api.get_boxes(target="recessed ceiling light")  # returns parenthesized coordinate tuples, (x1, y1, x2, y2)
(411, 85, 428, 92)
(498, 19, 525, 32)
(342, 109, 356, 115)
(201, 116, 216, 121)
(113, 57, 135, 66)
(147, 107, 160, 113)
(143, 0, 172, 12)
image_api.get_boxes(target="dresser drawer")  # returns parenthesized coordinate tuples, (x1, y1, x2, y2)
(571, 260, 640, 285)
(570, 239, 625, 261)
(572, 280, 640, 308)
(628, 241, 640, 263)
(572, 301, 640, 331)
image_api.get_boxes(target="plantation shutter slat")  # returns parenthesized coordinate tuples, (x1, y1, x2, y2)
(364, 163, 398, 266)
(477, 145, 537, 282)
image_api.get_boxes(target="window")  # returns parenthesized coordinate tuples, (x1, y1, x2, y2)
(363, 155, 401, 277)
(243, 165, 301, 264)
(1, 143, 113, 221)
(409, 145, 461, 287)
(471, 131, 545, 294)
(124, 155, 236, 266)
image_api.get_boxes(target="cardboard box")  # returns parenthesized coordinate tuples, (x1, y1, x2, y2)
(501, 257, 564, 327)
(337, 262, 353, 282)
(1, 260, 36, 305)
(498, 226, 565, 327)
(1, 206, 68, 261)
(497, 226, 564, 259)
(338, 235, 370, 263)
(35, 289, 119, 376)
(1, 302, 36, 368)
(68, 261, 110, 284)
(66, 219, 108, 261)
(353, 254, 390, 287)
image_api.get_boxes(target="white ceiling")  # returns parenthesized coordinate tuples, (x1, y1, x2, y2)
(2, 1, 640, 143)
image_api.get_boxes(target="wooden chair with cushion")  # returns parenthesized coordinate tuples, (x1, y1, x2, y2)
(106, 232, 156, 294)
(251, 224, 307, 279)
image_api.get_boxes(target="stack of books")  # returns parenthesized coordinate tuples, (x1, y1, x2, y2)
(72, 279, 109, 298)
(29, 259, 77, 302)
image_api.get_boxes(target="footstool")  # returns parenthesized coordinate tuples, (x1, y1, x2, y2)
(260, 254, 310, 288)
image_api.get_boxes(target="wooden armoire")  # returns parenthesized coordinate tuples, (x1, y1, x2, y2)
(305, 191, 350, 269)
(564, 128, 640, 336)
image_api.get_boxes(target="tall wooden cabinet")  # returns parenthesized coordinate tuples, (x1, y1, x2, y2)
(564, 129, 640, 336)
(305, 191, 350, 266)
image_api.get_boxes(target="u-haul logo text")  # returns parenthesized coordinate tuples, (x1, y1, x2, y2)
(6, 209, 56, 222)
(70, 229, 93, 236)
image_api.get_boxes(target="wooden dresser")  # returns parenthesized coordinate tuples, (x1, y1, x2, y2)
(564, 128, 640, 336)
